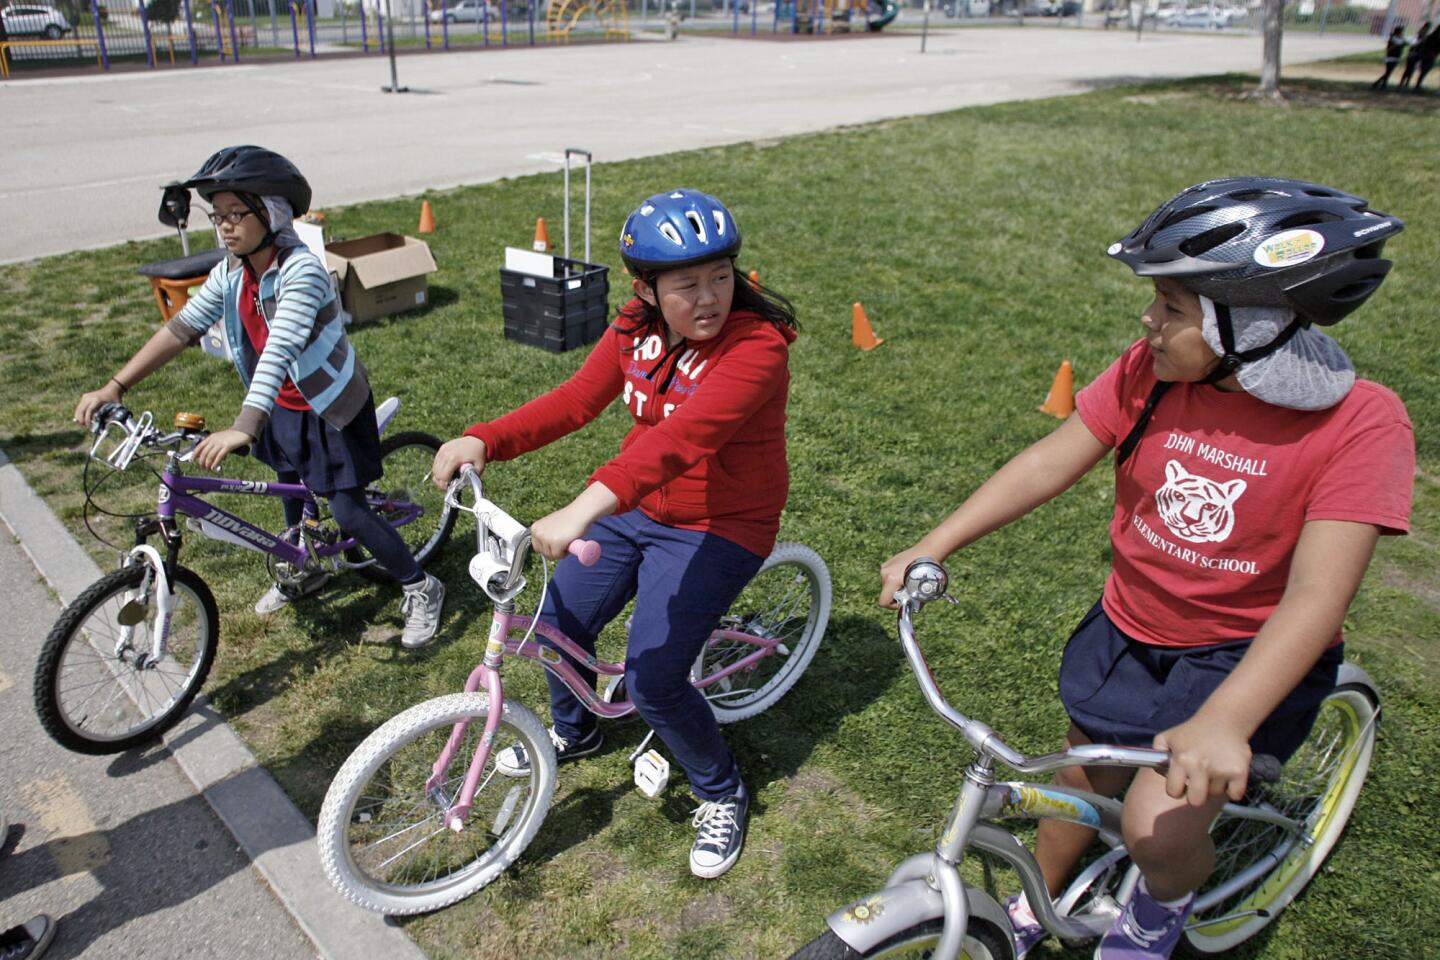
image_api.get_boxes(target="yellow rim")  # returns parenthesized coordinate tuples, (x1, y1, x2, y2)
(1189, 694, 1367, 941)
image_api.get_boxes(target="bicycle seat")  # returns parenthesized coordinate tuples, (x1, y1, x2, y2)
(136, 248, 226, 281)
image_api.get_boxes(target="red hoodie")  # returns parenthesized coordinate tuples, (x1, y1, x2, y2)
(465, 301, 795, 556)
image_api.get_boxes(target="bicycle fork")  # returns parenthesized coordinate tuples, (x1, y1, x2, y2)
(116, 545, 176, 668)
(427, 608, 513, 832)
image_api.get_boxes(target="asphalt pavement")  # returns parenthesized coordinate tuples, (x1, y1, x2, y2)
(0, 451, 426, 959)
(0, 27, 1372, 264)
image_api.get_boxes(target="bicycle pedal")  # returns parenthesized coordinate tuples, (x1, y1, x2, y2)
(634, 749, 670, 799)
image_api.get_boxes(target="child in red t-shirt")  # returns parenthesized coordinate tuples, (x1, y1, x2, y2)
(879, 178, 1414, 960)
(431, 189, 799, 880)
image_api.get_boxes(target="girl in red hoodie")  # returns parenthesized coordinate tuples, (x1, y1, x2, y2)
(432, 189, 798, 879)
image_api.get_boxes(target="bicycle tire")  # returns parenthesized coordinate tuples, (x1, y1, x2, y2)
(34, 562, 218, 754)
(788, 917, 1015, 960)
(695, 542, 831, 724)
(1180, 682, 1379, 954)
(349, 431, 457, 584)
(317, 692, 557, 915)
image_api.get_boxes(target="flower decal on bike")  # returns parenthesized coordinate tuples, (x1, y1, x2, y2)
(842, 895, 885, 925)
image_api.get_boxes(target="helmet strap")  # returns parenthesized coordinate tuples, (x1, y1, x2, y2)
(1200, 300, 1304, 386)
(236, 193, 278, 266)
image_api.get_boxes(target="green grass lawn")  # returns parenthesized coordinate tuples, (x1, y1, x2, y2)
(2, 72, 1437, 959)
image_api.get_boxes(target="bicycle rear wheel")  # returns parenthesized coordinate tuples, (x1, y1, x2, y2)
(1181, 682, 1379, 954)
(34, 562, 218, 754)
(694, 542, 831, 724)
(350, 431, 457, 583)
(317, 692, 557, 914)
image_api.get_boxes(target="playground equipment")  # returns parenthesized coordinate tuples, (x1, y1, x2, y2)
(546, 0, 630, 41)
(780, 0, 898, 34)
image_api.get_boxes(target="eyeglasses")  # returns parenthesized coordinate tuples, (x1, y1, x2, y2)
(206, 210, 256, 227)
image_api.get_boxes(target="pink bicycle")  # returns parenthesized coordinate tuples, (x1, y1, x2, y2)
(317, 466, 831, 914)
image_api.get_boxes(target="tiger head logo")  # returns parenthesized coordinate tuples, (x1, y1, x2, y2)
(1154, 459, 1246, 544)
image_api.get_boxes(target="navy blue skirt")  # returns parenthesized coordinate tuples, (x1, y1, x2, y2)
(1059, 600, 1342, 763)
(251, 395, 382, 497)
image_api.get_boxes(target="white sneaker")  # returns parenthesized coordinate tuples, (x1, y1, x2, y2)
(254, 571, 330, 615)
(399, 573, 446, 648)
(495, 726, 603, 777)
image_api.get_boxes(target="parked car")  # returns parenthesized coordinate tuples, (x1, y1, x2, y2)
(2, 4, 72, 38)
(429, 0, 500, 23)
(1156, 3, 1244, 28)
(942, 0, 991, 16)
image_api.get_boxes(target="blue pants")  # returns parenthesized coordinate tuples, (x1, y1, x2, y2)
(538, 511, 765, 800)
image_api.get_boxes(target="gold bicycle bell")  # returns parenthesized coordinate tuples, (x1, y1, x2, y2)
(174, 411, 207, 431)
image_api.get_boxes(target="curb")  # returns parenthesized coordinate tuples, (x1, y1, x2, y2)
(0, 448, 427, 960)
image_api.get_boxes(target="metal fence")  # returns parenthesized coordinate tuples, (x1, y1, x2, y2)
(0, 0, 1406, 77)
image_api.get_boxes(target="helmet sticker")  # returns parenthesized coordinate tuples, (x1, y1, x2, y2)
(1106, 242, 1122, 255)
(623, 233, 635, 248)
(1253, 229, 1325, 269)
(1353, 220, 1393, 238)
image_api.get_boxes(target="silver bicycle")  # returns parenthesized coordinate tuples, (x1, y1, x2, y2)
(790, 558, 1379, 960)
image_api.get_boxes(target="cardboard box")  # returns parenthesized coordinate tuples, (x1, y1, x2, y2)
(325, 233, 438, 323)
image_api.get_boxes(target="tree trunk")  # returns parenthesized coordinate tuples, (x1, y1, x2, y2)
(1259, 0, 1284, 96)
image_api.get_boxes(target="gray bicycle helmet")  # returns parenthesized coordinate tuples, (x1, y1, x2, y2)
(1108, 177, 1403, 325)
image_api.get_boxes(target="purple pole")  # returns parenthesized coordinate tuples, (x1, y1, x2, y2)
(137, 0, 156, 67)
(377, 6, 385, 51)
(528, 0, 534, 45)
(360, 0, 370, 51)
(425, 0, 433, 48)
(90, 0, 110, 70)
(500, 0, 507, 46)
(305, 0, 316, 56)
(751, 0, 757, 33)
(288, 0, 300, 57)
(226, 0, 241, 61)
(181, 0, 199, 63)
(211, 3, 226, 60)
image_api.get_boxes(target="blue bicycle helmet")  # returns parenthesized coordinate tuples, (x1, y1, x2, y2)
(619, 189, 741, 275)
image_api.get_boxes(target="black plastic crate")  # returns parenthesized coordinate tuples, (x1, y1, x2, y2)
(500, 256, 610, 353)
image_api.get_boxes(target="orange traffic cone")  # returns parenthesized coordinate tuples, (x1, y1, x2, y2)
(418, 200, 436, 234)
(533, 217, 550, 252)
(852, 302, 884, 351)
(748, 269, 760, 286)
(1039, 360, 1075, 418)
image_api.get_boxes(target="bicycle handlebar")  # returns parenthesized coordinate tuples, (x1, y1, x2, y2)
(895, 558, 1280, 784)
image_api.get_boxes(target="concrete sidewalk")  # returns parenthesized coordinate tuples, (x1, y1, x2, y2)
(0, 28, 1372, 265)
(0, 449, 427, 960)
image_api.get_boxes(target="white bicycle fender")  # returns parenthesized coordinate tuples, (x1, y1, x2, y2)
(375, 396, 401, 436)
(823, 876, 1010, 955)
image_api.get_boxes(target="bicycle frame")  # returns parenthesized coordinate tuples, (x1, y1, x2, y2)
(425, 468, 788, 832)
(156, 464, 423, 568)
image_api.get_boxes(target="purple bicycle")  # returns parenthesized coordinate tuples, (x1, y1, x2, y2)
(33, 400, 456, 754)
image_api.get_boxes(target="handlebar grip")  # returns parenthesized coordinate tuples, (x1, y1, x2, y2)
(568, 539, 601, 566)
(1250, 754, 1282, 784)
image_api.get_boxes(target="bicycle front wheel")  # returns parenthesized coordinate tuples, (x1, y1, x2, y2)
(696, 542, 831, 724)
(317, 692, 557, 915)
(34, 563, 218, 754)
(1181, 682, 1379, 954)
(788, 918, 1015, 960)
(351, 431, 457, 583)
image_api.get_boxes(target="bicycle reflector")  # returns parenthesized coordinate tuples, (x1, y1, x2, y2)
(174, 412, 207, 431)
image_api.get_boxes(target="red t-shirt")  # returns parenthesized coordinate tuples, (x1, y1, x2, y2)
(1076, 339, 1414, 648)
(238, 264, 311, 413)
(465, 303, 794, 557)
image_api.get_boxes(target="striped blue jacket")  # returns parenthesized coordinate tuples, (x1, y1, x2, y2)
(167, 242, 370, 438)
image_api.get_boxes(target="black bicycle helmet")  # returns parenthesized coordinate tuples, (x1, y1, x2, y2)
(1108, 177, 1403, 325)
(180, 145, 312, 216)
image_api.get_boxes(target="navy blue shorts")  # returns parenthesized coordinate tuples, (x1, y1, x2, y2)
(1059, 600, 1342, 763)
(251, 394, 382, 497)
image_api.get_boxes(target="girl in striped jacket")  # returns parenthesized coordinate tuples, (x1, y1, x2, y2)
(73, 146, 445, 647)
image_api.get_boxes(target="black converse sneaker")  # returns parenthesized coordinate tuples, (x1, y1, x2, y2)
(689, 786, 749, 879)
(495, 725, 603, 778)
